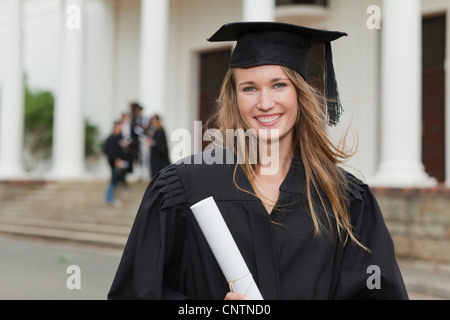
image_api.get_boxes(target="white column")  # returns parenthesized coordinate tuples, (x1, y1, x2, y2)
(139, 0, 169, 116)
(371, 0, 436, 187)
(242, 0, 275, 22)
(50, 0, 87, 179)
(0, 0, 25, 179)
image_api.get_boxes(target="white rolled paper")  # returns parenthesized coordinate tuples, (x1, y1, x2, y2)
(190, 196, 264, 300)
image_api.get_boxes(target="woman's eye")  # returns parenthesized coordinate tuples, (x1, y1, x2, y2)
(274, 83, 287, 89)
(242, 87, 256, 92)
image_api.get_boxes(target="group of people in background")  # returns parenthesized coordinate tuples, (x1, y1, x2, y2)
(103, 102, 170, 205)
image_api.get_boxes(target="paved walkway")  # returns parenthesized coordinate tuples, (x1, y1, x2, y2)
(0, 235, 121, 300)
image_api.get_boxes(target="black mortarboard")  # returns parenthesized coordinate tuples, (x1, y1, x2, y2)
(207, 22, 347, 126)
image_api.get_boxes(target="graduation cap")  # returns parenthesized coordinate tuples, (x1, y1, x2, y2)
(207, 22, 347, 126)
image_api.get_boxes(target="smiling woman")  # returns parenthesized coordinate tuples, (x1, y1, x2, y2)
(108, 22, 408, 301)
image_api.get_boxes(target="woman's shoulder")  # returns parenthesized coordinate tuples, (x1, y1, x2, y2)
(341, 169, 370, 200)
(145, 164, 187, 209)
(154, 148, 248, 204)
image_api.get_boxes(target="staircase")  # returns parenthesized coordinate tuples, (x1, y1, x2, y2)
(0, 180, 148, 249)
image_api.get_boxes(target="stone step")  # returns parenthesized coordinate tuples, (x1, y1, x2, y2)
(0, 201, 140, 221)
(3, 186, 143, 201)
(0, 209, 135, 225)
(0, 200, 140, 215)
(0, 223, 128, 248)
(0, 216, 132, 235)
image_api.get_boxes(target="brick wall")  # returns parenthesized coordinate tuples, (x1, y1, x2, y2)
(373, 185, 450, 263)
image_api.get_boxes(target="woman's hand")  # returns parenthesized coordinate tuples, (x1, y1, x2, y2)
(224, 292, 250, 300)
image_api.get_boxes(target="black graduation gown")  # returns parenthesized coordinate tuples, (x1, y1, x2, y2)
(150, 128, 171, 178)
(108, 149, 408, 300)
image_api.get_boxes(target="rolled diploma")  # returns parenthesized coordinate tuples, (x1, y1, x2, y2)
(190, 196, 264, 300)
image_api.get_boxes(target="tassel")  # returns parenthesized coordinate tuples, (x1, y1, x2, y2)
(325, 42, 343, 126)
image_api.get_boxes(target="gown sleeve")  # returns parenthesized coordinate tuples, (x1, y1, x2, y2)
(107, 164, 188, 300)
(333, 173, 409, 300)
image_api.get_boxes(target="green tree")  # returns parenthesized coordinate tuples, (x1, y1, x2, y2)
(24, 87, 54, 159)
(23, 86, 100, 170)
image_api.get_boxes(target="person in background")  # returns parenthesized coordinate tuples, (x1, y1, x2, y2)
(120, 112, 134, 182)
(103, 120, 128, 206)
(147, 114, 171, 178)
(130, 102, 151, 180)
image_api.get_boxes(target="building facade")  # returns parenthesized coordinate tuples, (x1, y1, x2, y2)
(0, 0, 448, 187)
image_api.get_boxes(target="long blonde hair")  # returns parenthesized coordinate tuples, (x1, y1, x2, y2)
(208, 66, 366, 250)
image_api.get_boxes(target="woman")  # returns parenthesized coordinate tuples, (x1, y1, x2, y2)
(148, 114, 171, 178)
(108, 22, 408, 300)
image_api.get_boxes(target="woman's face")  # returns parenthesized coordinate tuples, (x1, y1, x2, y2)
(234, 65, 298, 145)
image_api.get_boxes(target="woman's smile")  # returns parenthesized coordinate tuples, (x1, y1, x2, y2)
(254, 113, 283, 126)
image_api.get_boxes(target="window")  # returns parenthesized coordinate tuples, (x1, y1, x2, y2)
(276, 0, 328, 6)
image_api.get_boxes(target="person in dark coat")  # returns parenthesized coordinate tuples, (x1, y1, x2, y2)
(130, 102, 146, 168)
(108, 22, 408, 300)
(103, 120, 128, 205)
(147, 114, 171, 178)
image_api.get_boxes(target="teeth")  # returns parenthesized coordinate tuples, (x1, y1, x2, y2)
(256, 115, 281, 123)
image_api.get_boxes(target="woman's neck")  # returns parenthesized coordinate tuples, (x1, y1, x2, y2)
(258, 134, 293, 178)
(253, 139, 293, 214)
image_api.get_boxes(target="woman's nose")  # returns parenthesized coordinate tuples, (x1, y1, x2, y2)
(257, 88, 275, 111)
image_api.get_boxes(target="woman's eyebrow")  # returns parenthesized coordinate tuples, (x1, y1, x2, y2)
(237, 80, 255, 87)
(270, 77, 289, 83)
(237, 77, 289, 87)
